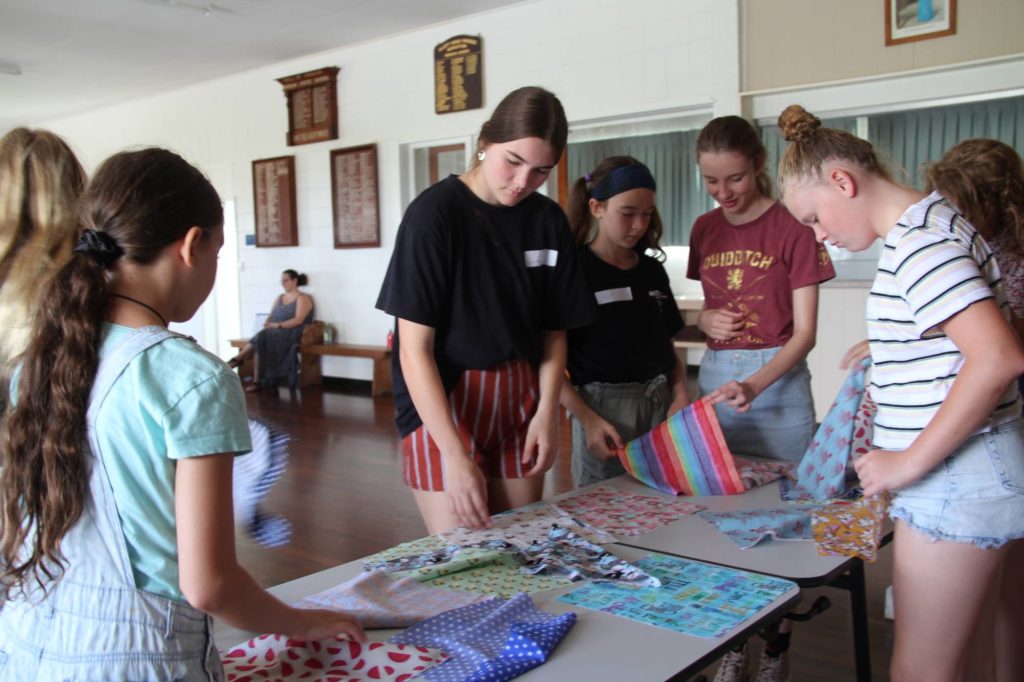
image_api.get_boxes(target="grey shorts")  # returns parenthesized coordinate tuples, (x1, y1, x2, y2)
(570, 375, 671, 488)
(890, 418, 1024, 549)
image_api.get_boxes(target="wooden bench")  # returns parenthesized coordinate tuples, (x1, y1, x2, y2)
(229, 324, 392, 395)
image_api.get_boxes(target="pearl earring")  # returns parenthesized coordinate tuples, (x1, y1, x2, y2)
(477, 149, 486, 161)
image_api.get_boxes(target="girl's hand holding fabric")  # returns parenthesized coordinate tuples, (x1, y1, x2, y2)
(285, 608, 367, 644)
(581, 413, 624, 460)
(523, 406, 559, 476)
(853, 448, 924, 497)
(708, 380, 756, 412)
(698, 308, 746, 343)
(444, 453, 492, 529)
(840, 339, 871, 370)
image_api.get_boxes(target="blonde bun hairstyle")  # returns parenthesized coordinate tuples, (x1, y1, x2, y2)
(777, 104, 891, 194)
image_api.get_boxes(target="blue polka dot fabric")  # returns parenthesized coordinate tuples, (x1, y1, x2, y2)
(388, 592, 576, 681)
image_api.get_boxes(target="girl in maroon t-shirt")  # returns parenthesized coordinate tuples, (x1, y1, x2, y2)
(688, 116, 834, 682)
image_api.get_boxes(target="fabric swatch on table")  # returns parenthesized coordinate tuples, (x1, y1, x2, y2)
(389, 592, 576, 682)
(362, 539, 577, 598)
(699, 505, 818, 548)
(811, 494, 890, 562)
(557, 553, 796, 639)
(788, 358, 873, 501)
(438, 503, 615, 549)
(221, 635, 447, 681)
(552, 485, 705, 537)
(617, 398, 746, 497)
(234, 417, 291, 547)
(292, 570, 487, 628)
(362, 535, 450, 565)
(424, 549, 574, 598)
(735, 457, 796, 490)
(518, 526, 661, 587)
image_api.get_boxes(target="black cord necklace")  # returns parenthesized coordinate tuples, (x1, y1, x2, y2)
(108, 293, 168, 327)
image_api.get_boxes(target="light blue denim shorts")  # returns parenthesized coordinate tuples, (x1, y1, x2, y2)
(699, 347, 815, 462)
(890, 418, 1024, 549)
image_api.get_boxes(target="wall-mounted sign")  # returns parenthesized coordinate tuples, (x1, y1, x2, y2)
(252, 156, 298, 247)
(330, 144, 380, 249)
(434, 35, 482, 114)
(277, 67, 339, 146)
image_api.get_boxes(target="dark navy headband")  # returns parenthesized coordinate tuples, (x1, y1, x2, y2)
(588, 163, 657, 201)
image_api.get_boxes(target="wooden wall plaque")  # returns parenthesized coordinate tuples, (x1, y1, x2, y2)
(277, 67, 339, 146)
(330, 144, 380, 249)
(434, 35, 483, 114)
(252, 156, 298, 247)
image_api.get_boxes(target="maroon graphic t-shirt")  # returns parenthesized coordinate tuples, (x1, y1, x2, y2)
(686, 202, 835, 350)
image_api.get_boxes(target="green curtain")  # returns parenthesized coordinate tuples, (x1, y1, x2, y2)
(567, 130, 713, 246)
(869, 95, 1024, 189)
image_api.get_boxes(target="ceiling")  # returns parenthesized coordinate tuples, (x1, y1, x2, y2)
(0, 0, 526, 131)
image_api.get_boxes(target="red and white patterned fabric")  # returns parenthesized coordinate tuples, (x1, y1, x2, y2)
(221, 635, 447, 681)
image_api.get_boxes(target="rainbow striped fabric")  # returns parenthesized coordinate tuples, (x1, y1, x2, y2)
(617, 399, 745, 496)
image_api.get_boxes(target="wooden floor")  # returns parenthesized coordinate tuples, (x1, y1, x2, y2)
(236, 382, 894, 681)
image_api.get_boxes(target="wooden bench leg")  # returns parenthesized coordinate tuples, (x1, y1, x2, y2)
(371, 357, 392, 396)
(299, 352, 322, 388)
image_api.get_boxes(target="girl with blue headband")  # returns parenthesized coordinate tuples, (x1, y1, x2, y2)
(561, 156, 691, 486)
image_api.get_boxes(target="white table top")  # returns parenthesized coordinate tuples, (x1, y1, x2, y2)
(556, 476, 859, 585)
(214, 544, 800, 681)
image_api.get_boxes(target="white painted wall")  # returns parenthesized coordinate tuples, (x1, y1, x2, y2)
(32, 0, 1015, 409)
(43, 0, 740, 379)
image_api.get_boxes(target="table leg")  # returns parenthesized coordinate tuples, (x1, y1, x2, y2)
(848, 559, 872, 682)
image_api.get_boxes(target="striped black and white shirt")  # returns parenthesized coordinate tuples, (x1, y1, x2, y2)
(867, 192, 1021, 450)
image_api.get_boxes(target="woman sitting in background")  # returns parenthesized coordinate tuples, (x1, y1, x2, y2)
(229, 269, 314, 391)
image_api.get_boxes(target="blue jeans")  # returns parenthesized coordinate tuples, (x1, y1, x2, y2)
(699, 347, 815, 461)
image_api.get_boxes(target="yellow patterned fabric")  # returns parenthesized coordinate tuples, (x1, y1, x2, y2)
(811, 495, 889, 562)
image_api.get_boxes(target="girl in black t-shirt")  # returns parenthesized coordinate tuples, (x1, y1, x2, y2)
(376, 87, 595, 534)
(561, 156, 691, 487)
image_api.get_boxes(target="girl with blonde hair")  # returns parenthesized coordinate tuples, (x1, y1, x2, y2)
(778, 105, 1024, 682)
(0, 127, 87, 372)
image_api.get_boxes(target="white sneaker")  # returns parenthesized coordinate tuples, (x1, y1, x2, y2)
(713, 642, 750, 682)
(753, 650, 791, 682)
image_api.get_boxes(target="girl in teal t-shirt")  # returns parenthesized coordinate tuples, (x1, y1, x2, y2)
(0, 148, 365, 680)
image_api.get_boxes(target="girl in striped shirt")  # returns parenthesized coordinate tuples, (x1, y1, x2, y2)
(777, 105, 1024, 682)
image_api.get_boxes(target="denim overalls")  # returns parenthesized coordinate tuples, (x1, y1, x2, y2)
(0, 327, 223, 681)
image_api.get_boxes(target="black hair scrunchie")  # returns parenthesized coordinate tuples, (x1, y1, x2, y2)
(73, 229, 124, 269)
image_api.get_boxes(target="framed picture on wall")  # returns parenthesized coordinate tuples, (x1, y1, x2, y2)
(330, 143, 380, 249)
(252, 156, 298, 247)
(886, 0, 956, 46)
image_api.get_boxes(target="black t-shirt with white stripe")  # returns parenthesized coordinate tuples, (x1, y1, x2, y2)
(376, 175, 597, 437)
(567, 247, 683, 386)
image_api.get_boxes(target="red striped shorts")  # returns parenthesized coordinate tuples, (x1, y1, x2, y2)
(402, 359, 539, 491)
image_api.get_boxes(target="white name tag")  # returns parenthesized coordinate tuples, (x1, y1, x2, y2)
(524, 249, 558, 268)
(594, 287, 633, 304)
